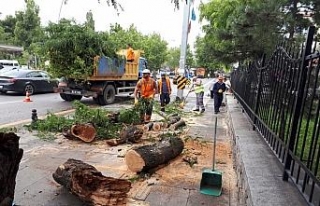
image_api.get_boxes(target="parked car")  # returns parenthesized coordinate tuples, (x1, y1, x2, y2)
(0, 69, 58, 95)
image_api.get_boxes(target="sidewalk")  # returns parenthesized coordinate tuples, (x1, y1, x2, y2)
(12, 95, 237, 206)
(226, 94, 307, 206)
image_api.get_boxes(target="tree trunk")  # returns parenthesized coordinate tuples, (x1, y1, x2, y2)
(0, 133, 23, 206)
(170, 120, 186, 131)
(70, 123, 96, 143)
(106, 125, 143, 146)
(143, 122, 153, 132)
(52, 159, 131, 206)
(165, 115, 181, 128)
(125, 137, 184, 173)
(152, 122, 164, 131)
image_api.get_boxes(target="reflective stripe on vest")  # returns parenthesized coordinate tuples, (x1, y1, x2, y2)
(194, 83, 204, 93)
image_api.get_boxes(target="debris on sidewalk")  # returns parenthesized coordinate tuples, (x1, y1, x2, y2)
(52, 159, 131, 206)
(106, 125, 144, 146)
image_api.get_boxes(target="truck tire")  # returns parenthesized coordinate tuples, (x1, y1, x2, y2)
(97, 85, 116, 105)
(60, 93, 82, 101)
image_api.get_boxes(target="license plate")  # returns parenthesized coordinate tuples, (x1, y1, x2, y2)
(71, 90, 81, 95)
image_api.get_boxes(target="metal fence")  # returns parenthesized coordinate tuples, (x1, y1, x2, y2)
(231, 26, 320, 205)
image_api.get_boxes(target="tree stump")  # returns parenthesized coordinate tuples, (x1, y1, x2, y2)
(125, 137, 184, 173)
(52, 159, 131, 206)
(106, 125, 143, 146)
(70, 123, 96, 143)
(0, 132, 23, 206)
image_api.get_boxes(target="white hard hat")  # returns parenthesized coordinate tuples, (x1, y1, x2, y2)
(142, 69, 151, 74)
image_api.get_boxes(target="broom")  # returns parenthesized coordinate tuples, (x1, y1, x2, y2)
(178, 84, 194, 109)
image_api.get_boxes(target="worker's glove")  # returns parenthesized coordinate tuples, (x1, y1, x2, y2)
(134, 98, 139, 105)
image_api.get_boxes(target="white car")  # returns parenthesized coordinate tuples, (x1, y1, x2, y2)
(0, 60, 21, 74)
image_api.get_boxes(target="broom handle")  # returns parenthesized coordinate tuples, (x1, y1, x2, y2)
(213, 116, 217, 171)
(184, 84, 194, 100)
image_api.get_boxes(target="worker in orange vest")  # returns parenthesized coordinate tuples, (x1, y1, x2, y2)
(157, 73, 172, 112)
(126, 44, 135, 62)
(134, 69, 157, 123)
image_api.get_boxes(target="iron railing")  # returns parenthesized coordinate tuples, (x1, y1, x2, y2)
(231, 26, 320, 205)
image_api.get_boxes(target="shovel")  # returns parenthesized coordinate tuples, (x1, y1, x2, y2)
(178, 84, 194, 109)
(200, 116, 222, 196)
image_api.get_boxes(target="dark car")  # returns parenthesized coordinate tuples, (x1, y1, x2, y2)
(0, 69, 58, 95)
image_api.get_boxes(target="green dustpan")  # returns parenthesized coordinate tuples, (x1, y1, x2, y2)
(200, 116, 222, 196)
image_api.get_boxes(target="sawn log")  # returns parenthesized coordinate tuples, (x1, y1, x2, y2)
(0, 133, 23, 206)
(125, 137, 184, 173)
(165, 115, 181, 128)
(170, 119, 186, 131)
(106, 125, 143, 146)
(52, 159, 131, 206)
(70, 123, 96, 143)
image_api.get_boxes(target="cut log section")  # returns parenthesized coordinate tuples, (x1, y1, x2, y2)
(165, 115, 181, 128)
(106, 125, 143, 146)
(143, 122, 153, 132)
(152, 122, 164, 131)
(0, 132, 23, 206)
(52, 159, 131, 206)
(125, 137, 184, 173)
(170, 119, 186, 131)
(70, 123, 96, 143)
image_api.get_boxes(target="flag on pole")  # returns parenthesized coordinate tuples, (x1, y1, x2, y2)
(191, 7, 196, 21)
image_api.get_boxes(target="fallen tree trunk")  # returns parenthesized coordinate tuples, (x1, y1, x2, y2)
(0, 133, 23, 206)
(125, 137, 184, 173)
(52, 159, 131, 206)
(106, 125, 143, 146)
(152, 122, 164, 131)
(166, 115, 181, 128)
(143, 122, 153, 132)
(170, 119, 186, 131)
(71, 123, 96, 143)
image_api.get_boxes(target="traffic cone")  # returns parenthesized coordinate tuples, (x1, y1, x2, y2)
(23, 91, 32, 102)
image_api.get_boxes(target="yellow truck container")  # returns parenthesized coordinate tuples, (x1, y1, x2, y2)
(57, 49, 148, 105)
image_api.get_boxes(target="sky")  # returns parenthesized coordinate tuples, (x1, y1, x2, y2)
(0, 0, 205, 50)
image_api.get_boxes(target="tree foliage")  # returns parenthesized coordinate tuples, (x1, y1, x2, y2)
(195, 0, 317, 66)
(14, 0, 41, 50)
(166, 46, 194, 69)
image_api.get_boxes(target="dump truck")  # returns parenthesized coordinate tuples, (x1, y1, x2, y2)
(57, 49, 147, 105)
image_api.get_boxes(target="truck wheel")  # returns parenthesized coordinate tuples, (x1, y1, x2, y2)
(98, 85, 116, 105)
(60, 93, 72, 101)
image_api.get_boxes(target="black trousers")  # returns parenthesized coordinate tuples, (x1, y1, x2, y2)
(210, 90, 214, 99)
(160, 93, 170, 107)
(214, 93, 223, 112)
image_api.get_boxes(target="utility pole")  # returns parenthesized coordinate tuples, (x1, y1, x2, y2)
(176, 0, 191, 101)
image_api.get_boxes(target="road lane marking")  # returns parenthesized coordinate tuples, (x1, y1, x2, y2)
(0, 100, 25, 105)
(0, 109, 75, 129)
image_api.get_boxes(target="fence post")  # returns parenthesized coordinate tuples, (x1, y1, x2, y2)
(252, 54, 266, 130)
(283, 26, 315, 181)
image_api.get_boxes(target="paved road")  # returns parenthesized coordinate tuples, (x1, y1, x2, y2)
(0, 78, 214, 126)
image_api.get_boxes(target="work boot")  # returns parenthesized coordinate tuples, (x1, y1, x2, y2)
(192, 108, 199, 112)
(160, 107, 165, 112)
(140, 115, 145, 124)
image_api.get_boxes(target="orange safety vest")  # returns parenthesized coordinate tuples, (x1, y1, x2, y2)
(139, 78, 156, 98)
(126, 48, 135, 61)
(158, 77, 171, 94)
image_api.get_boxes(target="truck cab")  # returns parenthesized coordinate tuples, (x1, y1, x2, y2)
(138, 57, 147, 79)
